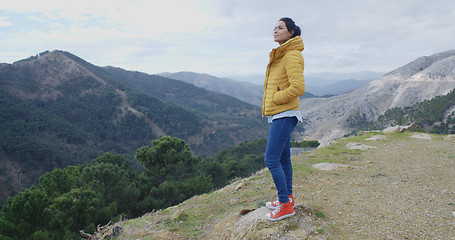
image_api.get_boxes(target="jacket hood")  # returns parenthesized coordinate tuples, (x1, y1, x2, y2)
(271, 36, 304, 59)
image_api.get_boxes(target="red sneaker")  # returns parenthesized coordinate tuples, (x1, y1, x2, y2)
(265, 201, 295, 221)
(266, 194, 294, 210)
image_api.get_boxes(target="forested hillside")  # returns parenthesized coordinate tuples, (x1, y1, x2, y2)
(0, 137, 269, 239)
(102, 66, 268, 154)
(360, 88, 455, 133)
(0, 50, 268, 206)
(0, 50, 274, 239)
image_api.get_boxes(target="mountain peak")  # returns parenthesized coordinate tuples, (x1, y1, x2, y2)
(385, 49, 455, 78)
(13, 50, 68, 64)
(3, 50, 106, 100)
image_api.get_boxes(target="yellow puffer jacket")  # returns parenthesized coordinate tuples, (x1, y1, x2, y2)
(262, 36, 305, 116)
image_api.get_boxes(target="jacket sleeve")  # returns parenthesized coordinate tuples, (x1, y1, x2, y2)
(273, 51, 305, 105)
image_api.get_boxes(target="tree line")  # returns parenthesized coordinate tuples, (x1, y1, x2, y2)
(364, 88, 455, 133)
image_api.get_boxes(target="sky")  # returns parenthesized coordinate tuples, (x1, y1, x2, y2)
(1, 0, 455, 78)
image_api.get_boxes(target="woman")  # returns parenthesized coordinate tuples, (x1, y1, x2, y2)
(262, 17, 305, 221)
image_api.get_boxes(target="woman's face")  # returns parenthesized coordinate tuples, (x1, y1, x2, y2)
(274, 21, 293, 45)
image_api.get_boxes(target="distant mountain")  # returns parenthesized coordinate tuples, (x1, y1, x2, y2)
(225, 71, 383, 98)
(302, 71, 382, 96)
(306, 71, 383, 82)
(225, 71, 383, 85)
(299, 50, 455, 145)
(306, 79, 372, 97)
(0, 50, 268, 202)
(158, 71, 264, 106)
(160, 71, 381, 104)
(223, 74, 264, 85)
(159, 71, 319, 106)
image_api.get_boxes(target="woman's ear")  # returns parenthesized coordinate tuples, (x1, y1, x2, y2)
(289, 30, 294, 38)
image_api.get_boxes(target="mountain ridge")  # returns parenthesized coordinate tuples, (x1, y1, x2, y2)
(385, 49, 455, 78)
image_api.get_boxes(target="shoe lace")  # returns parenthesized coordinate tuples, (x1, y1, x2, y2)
(272, 203, 283, 217)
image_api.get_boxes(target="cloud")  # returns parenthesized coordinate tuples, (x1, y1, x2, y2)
(0, 16, 12, 27)
(1, 0, 455, 76)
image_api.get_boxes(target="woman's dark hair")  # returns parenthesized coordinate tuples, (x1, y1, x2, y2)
(280, 17, 301, 38)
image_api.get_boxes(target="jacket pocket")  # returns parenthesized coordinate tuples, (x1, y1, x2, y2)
(277, 82, 290, 91)
(274, 83, 291, 105)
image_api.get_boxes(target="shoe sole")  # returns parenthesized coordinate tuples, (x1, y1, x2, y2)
(265, 211, 295, 221)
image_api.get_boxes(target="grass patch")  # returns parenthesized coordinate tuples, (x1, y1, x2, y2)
(296, 141, 363, 167)
(390, 132, 417, 140)
(314, 209, 326, 219)
(163, 212, 204, 237)
(292, 164, 314, 175)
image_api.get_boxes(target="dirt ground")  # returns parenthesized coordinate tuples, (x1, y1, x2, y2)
(294, 133, 455, 239)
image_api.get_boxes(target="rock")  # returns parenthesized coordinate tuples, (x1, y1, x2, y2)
(366, 135, 386, 141)
(346, 142, 375, 150)
(171, 209, 187, 221)
(212, 203, 317, 239)
(312, 162, 348, 171)
(235, 182, 245, 190)
(399, 122, 422, 132)
(382, 123, 422, 134)
(383, 126, 401, 133)
(409, 133, 432, 140)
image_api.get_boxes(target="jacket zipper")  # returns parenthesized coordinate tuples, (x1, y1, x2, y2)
(263, 49, 276, 117)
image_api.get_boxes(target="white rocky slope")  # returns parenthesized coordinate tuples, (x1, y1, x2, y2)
(300, 50, 455, 145)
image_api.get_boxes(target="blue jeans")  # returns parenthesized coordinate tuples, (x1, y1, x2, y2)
(265, 117, 298, 203)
